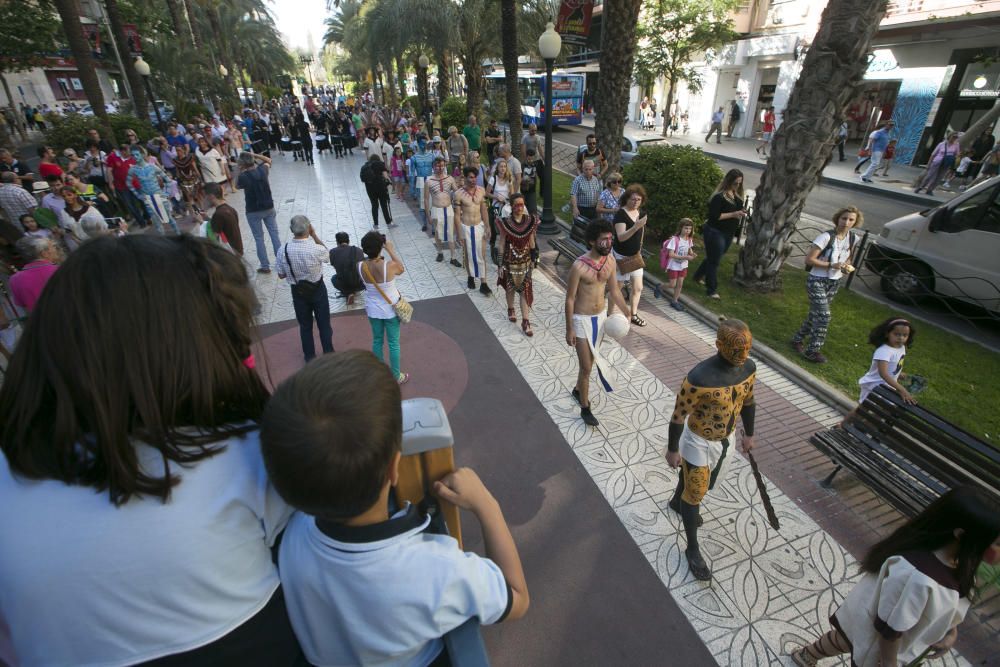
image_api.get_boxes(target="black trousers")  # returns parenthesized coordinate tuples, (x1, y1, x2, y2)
(366, 185, 391, 226)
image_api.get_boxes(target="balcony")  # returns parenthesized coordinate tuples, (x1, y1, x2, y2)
(882, 0, 1000, 25)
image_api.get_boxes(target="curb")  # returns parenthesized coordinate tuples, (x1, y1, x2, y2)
(547, 214, 856, 415)
(696, 148, 941, 209)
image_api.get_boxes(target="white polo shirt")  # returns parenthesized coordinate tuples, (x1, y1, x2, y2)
(0, 429, 293, 667)
(279, 505, 511, 667)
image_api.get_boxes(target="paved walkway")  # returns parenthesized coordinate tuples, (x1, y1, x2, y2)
(230, 148, 976, 666)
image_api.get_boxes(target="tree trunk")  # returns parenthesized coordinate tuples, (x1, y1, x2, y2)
(959, 98, 1000, 151)
(463, 57, 484, 119)
(415, 55, 429, 115)
(385, 59, 398, 107)
(182, 0, 200, 48)
(103, 0, 148, 119)
(163, 0, 188, 44)
(51, 0, 112, 134)
(0, 74, 28, 141)
(593, 0, 643, 175)
(395, 54, 406, 103)
(206, 7, 238, 107)
(500, 0, 522, 150)
(661, 77, 676, 138)
(435, 50, 450, 104)
(734, 0, 889, 290)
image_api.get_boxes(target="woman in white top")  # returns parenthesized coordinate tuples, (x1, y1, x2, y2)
(792, 486, 1000, 666)
(195, 135, 228, 190)
(0, 235, 299, 667)
(359, 231, 409, 385)
(486, 159, 512, 219)
(791, 206, 862, 364)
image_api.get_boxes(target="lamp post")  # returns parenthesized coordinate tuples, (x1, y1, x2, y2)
(133, 57, 163, 130)
(299, 55, 315, 91)
(538, 22, 562, 235)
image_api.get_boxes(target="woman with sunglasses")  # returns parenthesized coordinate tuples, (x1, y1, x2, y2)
(596, 172, 624, 223)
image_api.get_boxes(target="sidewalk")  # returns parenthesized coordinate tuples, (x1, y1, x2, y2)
(234, 150, 983, 666)
(580, 116, 952, 208)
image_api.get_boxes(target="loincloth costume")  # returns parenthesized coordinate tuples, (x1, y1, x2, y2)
(461, 223, 487, 278)
(572, 311, 613, 392)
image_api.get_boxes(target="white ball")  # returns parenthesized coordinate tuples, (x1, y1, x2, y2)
(605, 313, 631, 340)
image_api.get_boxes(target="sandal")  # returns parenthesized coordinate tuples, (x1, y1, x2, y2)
(522, 319, 534, 337)
(630, 314, 647, 327)
(507, 307, 517, 322)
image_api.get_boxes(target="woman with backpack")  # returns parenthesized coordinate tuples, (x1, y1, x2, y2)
(791, 206, 863, 364)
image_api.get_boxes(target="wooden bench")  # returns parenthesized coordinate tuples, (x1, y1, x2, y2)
(549, 215, 654, 267)
(810, 385, 1000, 517)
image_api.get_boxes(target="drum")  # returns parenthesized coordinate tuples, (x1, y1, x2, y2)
(280, 136, 292, 152)
(315, 134, 330, 151)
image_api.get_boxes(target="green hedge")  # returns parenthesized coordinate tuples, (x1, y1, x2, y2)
(622, 144, 723, 241)
(439, 96, 467, 134)
(44, 113, 157, 153)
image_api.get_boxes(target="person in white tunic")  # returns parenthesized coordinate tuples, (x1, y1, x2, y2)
(791, 486, 1000, 667)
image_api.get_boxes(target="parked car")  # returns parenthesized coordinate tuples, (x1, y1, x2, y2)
(78, 104, 119, 116)
(577, 136, 669, 169)
(864, 175, 1000, 312)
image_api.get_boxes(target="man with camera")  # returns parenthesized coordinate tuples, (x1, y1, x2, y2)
(275, 215, 333, 363)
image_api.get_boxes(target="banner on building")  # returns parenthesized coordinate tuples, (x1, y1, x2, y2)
(123, 24, 142, 55)
(555, 0, 595, 46)
(82, 23, 102, 57)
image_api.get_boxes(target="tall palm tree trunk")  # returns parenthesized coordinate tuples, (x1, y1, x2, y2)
(163, 0, 190, 45)
(206, 7, 237, 107)
(415, 54, 429, 116)
(500, 0, 522, 150)
(51, 0, 112, 133)
(182, 0, 201, 48)
(435, 50, 450, 104)
(463, 59, 485, 118)
(0, 74, 28, 141)
(593, 0, 643, 175)
(395, 54, 407, 104)
(385, 59, 398, 107)
(735, 0, 889, 289)
(103, 0, 148, 118)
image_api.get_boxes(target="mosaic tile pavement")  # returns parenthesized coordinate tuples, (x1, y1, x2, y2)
(240, 151, 968, 667)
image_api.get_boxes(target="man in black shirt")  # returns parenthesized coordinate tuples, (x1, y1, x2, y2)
(0, 149, 34, 191)
(576, 134, 607, 177)
(483, 119, 502, 164)
(329, 232, 365, 304)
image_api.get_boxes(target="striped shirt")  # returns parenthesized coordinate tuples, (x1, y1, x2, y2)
(275, 238, 329, 284)
(0, 183, 37, 223)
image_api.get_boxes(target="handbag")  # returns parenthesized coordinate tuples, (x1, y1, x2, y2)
(362, 261, 413, 324)
(616, 222, 645, 274)
(284, 246, 321, 299)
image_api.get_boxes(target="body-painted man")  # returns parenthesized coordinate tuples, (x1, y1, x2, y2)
(665, 319, 757, 581)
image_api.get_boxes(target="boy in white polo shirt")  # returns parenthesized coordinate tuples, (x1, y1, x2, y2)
(260, 350, 529, 667)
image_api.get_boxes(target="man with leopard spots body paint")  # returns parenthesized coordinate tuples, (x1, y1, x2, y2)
(665, 319, 757, 581)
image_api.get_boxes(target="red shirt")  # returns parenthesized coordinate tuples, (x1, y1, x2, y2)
(763, 112, 775, 133)
(38, 162, 64, 180)
(106, 153, 137, 191)
(9, 260, 59, 312)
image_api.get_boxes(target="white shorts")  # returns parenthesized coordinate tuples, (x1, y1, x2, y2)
(460, 223, 487, 278)
(762, 132, 772, 142)
(572, 311, 613, 392)
(431, 206, 451, 243)
(678, 419, 732, 485)
(613, 250, 644, 282)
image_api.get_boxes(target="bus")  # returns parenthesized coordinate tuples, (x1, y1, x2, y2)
(484, 70, 585, 126)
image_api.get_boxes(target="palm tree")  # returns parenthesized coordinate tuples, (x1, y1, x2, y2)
(51, 0, 110, 128)
(593, 0, 644, 175)
(103, 0, 148, 118)
(163, 0, 195, 46)
(734, 0, 890, 289)
(500, 0, 522, 149)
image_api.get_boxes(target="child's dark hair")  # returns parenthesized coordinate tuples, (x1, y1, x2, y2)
(361, 230, 384, 259)
(334, 232, 350, 245)
(260, 351, 402, 521)
(861, 486, 1000, 597)
(868, 316, 916, 348)
(584, 219, 613, 248)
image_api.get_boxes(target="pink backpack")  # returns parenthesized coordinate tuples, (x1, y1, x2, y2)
(659, 236, 679, 270)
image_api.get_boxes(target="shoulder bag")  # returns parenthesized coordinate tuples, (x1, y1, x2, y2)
(362, 261, 413, 324)
(616, 213, 646, 274)
(285, 246, 321, 299)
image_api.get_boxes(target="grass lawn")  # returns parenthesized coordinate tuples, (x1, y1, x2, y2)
(550, 170, 574, 219)
(643, 248, 1000, 444)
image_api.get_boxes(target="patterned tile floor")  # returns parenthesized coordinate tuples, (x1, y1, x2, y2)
(237, 150, 967, 667)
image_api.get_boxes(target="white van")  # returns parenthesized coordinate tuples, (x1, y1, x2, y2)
(864, 176, 1000, 312)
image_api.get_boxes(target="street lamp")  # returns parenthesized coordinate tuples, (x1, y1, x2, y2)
(538, 22, 562, 235)
(299, 55, 315, 90)
(219, 64, 228, 78)
(133, 57, 163, 130)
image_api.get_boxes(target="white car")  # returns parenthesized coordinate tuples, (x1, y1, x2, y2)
(577, 136, 669, 168)
(77, 103, 118, 116)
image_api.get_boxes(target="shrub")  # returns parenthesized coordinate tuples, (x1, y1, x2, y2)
(438, 96, 467, 134)
(44, 113, 157, 153)
(622, 144, 723, 242)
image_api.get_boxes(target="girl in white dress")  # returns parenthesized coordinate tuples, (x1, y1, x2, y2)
(792, 486, 1000, 666)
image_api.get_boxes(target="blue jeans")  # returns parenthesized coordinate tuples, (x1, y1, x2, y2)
(292, 282, 333, 361)
(246, 208, 281, 270)
(692, 225, 732, 295)
(369, 316, 401, 379)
